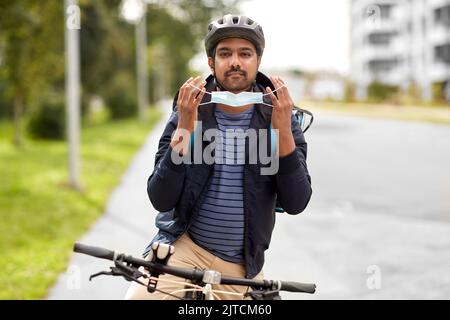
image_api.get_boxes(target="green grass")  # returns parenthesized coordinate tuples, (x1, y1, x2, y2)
(300, 100, 450, 125)
(0, 109, 162, 299)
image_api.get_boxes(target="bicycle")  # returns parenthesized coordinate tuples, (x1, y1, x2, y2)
(73, 242, 316, 300)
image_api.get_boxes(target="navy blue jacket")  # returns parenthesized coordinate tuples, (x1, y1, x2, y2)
(144, 71, 312, 278)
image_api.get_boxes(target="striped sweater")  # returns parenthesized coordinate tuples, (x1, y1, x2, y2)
(188, 105, 255, 263)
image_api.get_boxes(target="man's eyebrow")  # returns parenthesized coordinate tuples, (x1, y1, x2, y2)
(216, 47, 254, 52)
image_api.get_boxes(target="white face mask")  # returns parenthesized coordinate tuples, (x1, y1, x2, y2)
(188, 83, 286, 108)
(209, 91, 264, 107)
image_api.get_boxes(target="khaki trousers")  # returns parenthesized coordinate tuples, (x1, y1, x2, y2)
(125, 233, 263, 300)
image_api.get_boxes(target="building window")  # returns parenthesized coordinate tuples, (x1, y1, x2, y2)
(379, 4, 393, 19)
(435, 44, 450, 64)
(434, 5, 450, 27)
(367, 32, 396, 46)
(368, 59, 398, 72)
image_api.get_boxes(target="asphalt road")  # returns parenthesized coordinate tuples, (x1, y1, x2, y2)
(47, 106, 450, 299)
(265, 109, 450, 299)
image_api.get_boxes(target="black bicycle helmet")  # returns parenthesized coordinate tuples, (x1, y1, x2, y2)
(205, 14, 265, 58)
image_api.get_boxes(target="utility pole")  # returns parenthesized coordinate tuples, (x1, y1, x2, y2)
(136, 12, 149, 120)
(121, 0, 149, 121)
(65, 0, 81, 190)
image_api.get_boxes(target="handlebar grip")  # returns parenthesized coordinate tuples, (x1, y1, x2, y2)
(280, 281, 316, 294)
(73, 243, 116, 261)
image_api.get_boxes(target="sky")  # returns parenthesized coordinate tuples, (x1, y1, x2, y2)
(192, 0, 351, 75)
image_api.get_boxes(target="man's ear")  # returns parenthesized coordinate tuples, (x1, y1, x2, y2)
(208, 57, 215, 75)
(257, 56, 262, 69)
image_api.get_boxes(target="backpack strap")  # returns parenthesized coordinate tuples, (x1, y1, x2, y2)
(269, 109, 306, 214)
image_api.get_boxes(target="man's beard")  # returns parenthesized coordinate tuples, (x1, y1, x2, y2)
(215, 67, 255, 92)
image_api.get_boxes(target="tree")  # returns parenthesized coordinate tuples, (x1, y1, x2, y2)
(146, 0, 245, 100)
(0, 1, 36, 146)
(0, 1, 65, 144)
(0, 0, 245, 137)
(78, 0, 243, 116)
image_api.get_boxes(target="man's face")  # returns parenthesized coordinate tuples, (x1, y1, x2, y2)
(208, 38, 261, 93)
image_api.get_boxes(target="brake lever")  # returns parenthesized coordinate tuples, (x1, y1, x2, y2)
(89, 265, 147, 287)
(89, 266, 134, 281)
(89, 268, 118, 281)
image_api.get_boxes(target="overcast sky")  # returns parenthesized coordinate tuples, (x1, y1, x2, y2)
(192, 0, 351, 75)
(240, 0, 351, 74)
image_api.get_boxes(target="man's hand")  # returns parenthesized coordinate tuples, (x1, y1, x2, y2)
(176, 76, 206, 133)
(170, 76, 207, 154)
(145, 242, 175, 265)
(266, 76, 296, 157)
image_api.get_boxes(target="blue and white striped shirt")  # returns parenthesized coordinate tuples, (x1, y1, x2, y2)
(188, 105, 254, 263)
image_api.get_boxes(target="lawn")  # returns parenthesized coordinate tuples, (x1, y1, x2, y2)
(0, 108, 161, 299)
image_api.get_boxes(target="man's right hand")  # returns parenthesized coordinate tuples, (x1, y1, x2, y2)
(170, 76, 206, 153)
(176, 76, 207, 133)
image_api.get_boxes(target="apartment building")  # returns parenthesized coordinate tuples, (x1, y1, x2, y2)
(350, 0, 450, 101)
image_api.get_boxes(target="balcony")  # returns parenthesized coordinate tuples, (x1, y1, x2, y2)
(430, 23, 450, 45)
(361, 36, 406, 61)
(429, 0, 450, 10)
(429, 61, 450, 82)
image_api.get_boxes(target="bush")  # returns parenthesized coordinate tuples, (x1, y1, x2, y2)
(103, 72, 137, 119)
(367, 81, 399, 103)
(432, 81, 448, 103)
(27, 99, 65, 140)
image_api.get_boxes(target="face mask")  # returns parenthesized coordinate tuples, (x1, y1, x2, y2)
(188, 83, 286, 108)
(209, 91, 263, 107)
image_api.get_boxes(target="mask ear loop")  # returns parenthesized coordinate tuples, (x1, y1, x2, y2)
(185, 83, 214, 106)
(261, 85, 287, 108)
(187, 83, 287, 107)
(262, 84, 286, 96)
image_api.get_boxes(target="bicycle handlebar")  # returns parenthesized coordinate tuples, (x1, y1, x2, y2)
(280, 281, 316, 294)
(73, 242, 316, 294)
(74, 242, 116, 261)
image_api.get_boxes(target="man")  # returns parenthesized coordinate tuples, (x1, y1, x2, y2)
(126, 14, 312, 300)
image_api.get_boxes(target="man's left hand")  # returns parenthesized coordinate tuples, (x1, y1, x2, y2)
(266, 76, 296, 157)
(266, 76, 294, 131)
